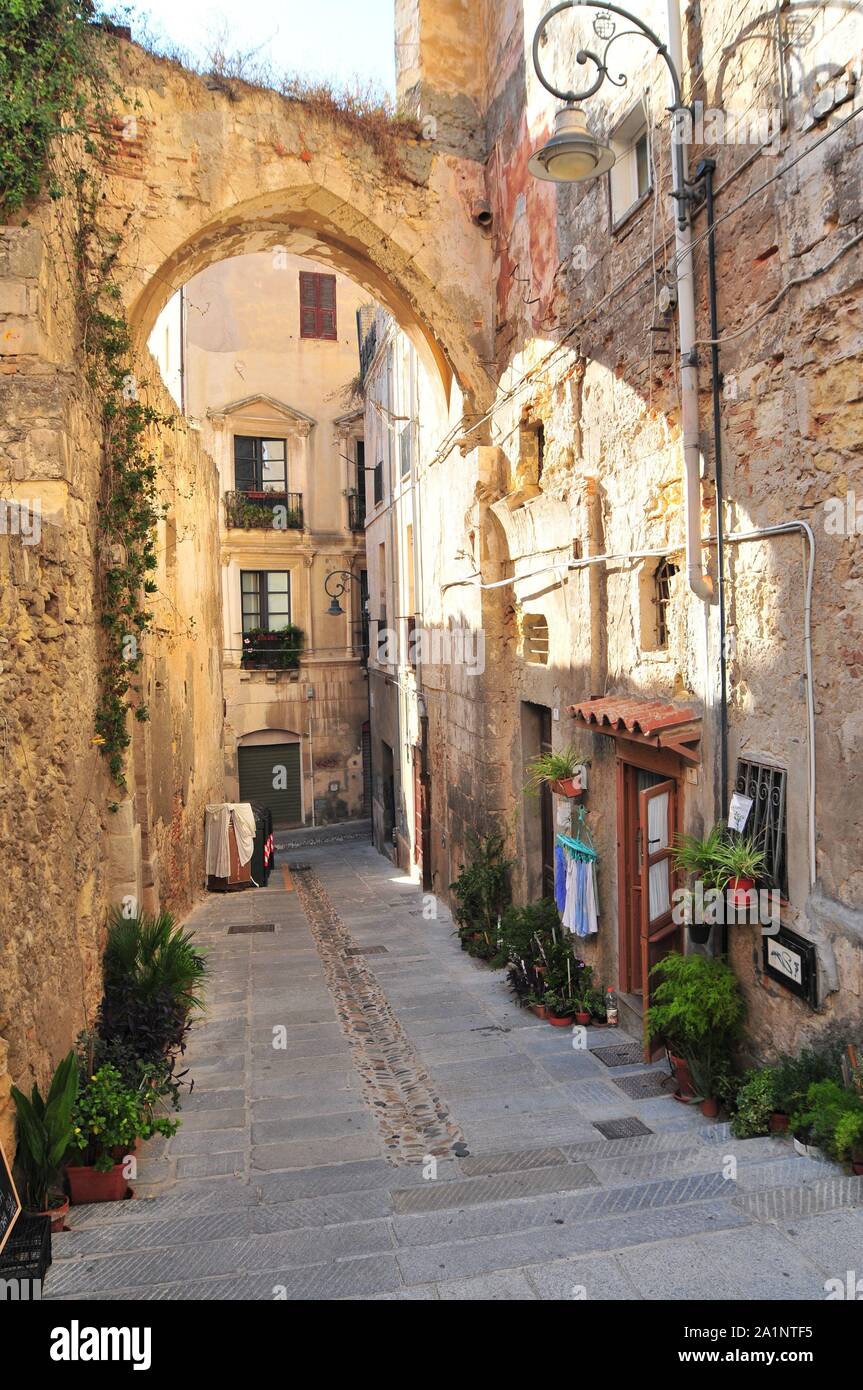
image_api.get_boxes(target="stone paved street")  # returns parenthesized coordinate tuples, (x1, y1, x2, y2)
(45, 841, 863, 1301)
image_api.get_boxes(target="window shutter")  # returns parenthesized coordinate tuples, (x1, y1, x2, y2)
(234, 436, 257, 490)
(299, 271, 337, 339)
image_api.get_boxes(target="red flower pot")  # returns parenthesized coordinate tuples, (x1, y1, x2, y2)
(531, 1004, 548, 1020)
(769, 1111, 790, 1134)
(669, 1052, 696, 1098)
(549, 777, 582, 797)
(575, 1011, 591, 1026)
(67, 1164, 130, 1205)
(30, 1195, 70, 1233)
(548, 1013, 572, 1027)
(701, 1097, 719, 1118)
(728, 876, 756, 908)
(852, 1159, 863, 1176)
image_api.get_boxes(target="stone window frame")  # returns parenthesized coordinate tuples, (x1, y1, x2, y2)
(607, 98, 653, 232)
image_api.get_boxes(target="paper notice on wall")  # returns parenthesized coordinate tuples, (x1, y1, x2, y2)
(727, 792, 753, 833)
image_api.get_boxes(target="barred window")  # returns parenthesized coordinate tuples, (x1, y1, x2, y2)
(524, 615, 549, 665)
(735, 759, 788, 897)
(654, 558, 678, 649)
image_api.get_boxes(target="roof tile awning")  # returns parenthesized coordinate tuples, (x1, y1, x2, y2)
(568, 695, 702, 763)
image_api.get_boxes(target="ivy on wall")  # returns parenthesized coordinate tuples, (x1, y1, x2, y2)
(1, 1, 165, 788)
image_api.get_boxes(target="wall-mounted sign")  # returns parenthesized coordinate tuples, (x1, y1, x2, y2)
(0, 1140, 21, 1257)
(728, 792, 753, 833)
(763, 927, 818, 1006)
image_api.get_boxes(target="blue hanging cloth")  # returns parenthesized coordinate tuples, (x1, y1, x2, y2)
(554, 843, 567, 913)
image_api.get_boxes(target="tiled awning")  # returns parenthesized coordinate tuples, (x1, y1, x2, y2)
(568, 695, 702, 763)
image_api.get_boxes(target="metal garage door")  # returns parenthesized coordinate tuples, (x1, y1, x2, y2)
(237, 743, 302, 826)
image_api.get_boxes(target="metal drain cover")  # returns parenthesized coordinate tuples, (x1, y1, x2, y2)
(344, 944, 389, 956)
(590, 1043, 645, 1068)
(592, 1117, 653, 1140)
(227, 922, 275, 935)
(612, 1071, 675, 1099)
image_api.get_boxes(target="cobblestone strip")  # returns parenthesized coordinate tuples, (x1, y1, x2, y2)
(291, 866, 464, 1165)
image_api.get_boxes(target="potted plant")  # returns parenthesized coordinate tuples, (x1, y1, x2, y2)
(527, 992, 548, 1021)
(647, 952, 745, 1101)
(713, 833, 767, 908)
(688, 1054, 735, 1119)
(67, 1063, 180, 1203)
(572, 984, 592, 1027)
(450, 833, 512, 960)
(10, 1051, 78, 1232)
(543, 990, 573, 1026)
(771, 1045, 844, 1135)
(587, 987, 608, 1026)
(791, 1078, 863, 1164)
(731, 1067, 777, 1138)
(523, 745, 584, 799)
(98, 908, 208, 1070)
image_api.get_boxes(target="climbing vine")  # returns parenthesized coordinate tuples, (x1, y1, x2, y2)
(1, 2, 166, 787)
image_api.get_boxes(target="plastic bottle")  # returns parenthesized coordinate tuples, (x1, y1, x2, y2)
(605, 986, 619, 1027)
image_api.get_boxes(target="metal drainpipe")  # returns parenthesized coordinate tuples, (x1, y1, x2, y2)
(666, 0, 712, 604)
(695, 158, 730, 832)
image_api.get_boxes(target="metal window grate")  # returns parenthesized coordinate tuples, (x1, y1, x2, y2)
(654, 558, 678, 648)
(735, 759, 788, 896)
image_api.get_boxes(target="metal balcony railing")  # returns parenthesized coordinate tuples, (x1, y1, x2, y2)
(348, 494, 364, 531)
(240, 628, 304, 671)
(225, 490, 304, 531)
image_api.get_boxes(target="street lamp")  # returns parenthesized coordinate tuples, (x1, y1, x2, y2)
(324, 568, 362, 618)
(528, 2, 687, 187)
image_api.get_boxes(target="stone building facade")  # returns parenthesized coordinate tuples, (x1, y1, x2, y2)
(368, 0, 863, 1059)
(150, 252, 370, 826)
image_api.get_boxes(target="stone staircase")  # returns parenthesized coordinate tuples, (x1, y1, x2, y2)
(45, 1118, 863, 1301)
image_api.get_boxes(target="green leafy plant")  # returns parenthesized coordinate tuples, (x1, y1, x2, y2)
(791, 1079, 863, 1160)
(10, 1051, 78, 1212)
(71, 1063, 180, 1172)
(672, 825, 766, 890)
(523, 744, 581, 796)
(647, 952, 745, 1067)
(731, 1067, 777, 1138)
(450, 833, 512, 946)
(98, 908, 208, 1064)
(712, 833, 767, 883)
(586, 986, 607, 1022)
(771, 1044, 844, 1116)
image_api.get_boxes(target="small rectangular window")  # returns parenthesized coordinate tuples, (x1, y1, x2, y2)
(241, 570, 291, 633)
(735, 759, 788, 897)
(234, 436, 287, 492)
(524, 615, 549, 665)
(609, 103, 652, 227)
(299, 271, 337, 340)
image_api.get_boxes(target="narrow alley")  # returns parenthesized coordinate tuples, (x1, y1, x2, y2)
(43, 835, 861, 1302)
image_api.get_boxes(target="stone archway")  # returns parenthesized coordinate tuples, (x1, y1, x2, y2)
(100, 41, 494, 412)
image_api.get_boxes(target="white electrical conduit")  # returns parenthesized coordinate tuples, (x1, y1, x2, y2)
(666, 0, 713, 603)
(443, 522, 816, 887)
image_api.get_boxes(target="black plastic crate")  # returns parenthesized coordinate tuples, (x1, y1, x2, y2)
(0, 1213, 52, 1289)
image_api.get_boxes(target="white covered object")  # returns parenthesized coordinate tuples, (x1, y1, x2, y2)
(205, 803, 256, 879)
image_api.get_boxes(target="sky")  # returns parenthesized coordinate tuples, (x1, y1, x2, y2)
(123, 0, 397, 96)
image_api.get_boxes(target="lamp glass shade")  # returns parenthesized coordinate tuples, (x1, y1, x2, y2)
(327, 597, 344, 617)
(528, 105, 615, 183)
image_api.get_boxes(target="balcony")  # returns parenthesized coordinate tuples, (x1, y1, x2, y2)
(241, 626, 304, 671)
(225, 490, 304, 531)
(348, 494, 364, 532)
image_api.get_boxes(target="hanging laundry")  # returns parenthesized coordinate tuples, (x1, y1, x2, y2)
(556, 808, 599, 937)
(554, 843, 568, 914)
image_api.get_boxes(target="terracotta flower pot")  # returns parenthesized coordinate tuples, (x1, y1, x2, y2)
(700, 1097, 719, 1118)
(31, 1195, 70, 1233)
(669, 1052, 696, 1098)
(549, 777, 582, 797)
(852, 1158, 863, 1176)
(67, 1164, 130, 1205)
(575, 1011, 591, 1026)
(728, 876, 756, 908)
(769, 1111, 790, 1134)
(531, 1004, 548, 1020)
(547, 1013, 572, 1027)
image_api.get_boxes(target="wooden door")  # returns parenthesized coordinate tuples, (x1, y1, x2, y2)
(639, 779, 682, 1007)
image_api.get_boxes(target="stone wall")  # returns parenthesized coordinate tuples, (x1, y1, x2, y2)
(0, 217, 223, 1156)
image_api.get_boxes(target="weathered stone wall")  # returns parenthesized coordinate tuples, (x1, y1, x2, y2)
(0, 213, 223, 1155)
(392, 0, 863, 1060)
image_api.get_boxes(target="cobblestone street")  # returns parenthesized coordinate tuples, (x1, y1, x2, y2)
(45, 841, 863, 1301)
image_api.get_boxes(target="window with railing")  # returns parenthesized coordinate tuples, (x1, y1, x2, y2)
(229, 436, 302, 529)
(348, 494, 363, 531)
(734, 759, 788, 897)
(240, 571, 302, 669)
(225, 491, 303, 530)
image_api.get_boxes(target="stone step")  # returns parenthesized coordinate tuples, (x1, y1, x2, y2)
(735, 1174, 863, 1221)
